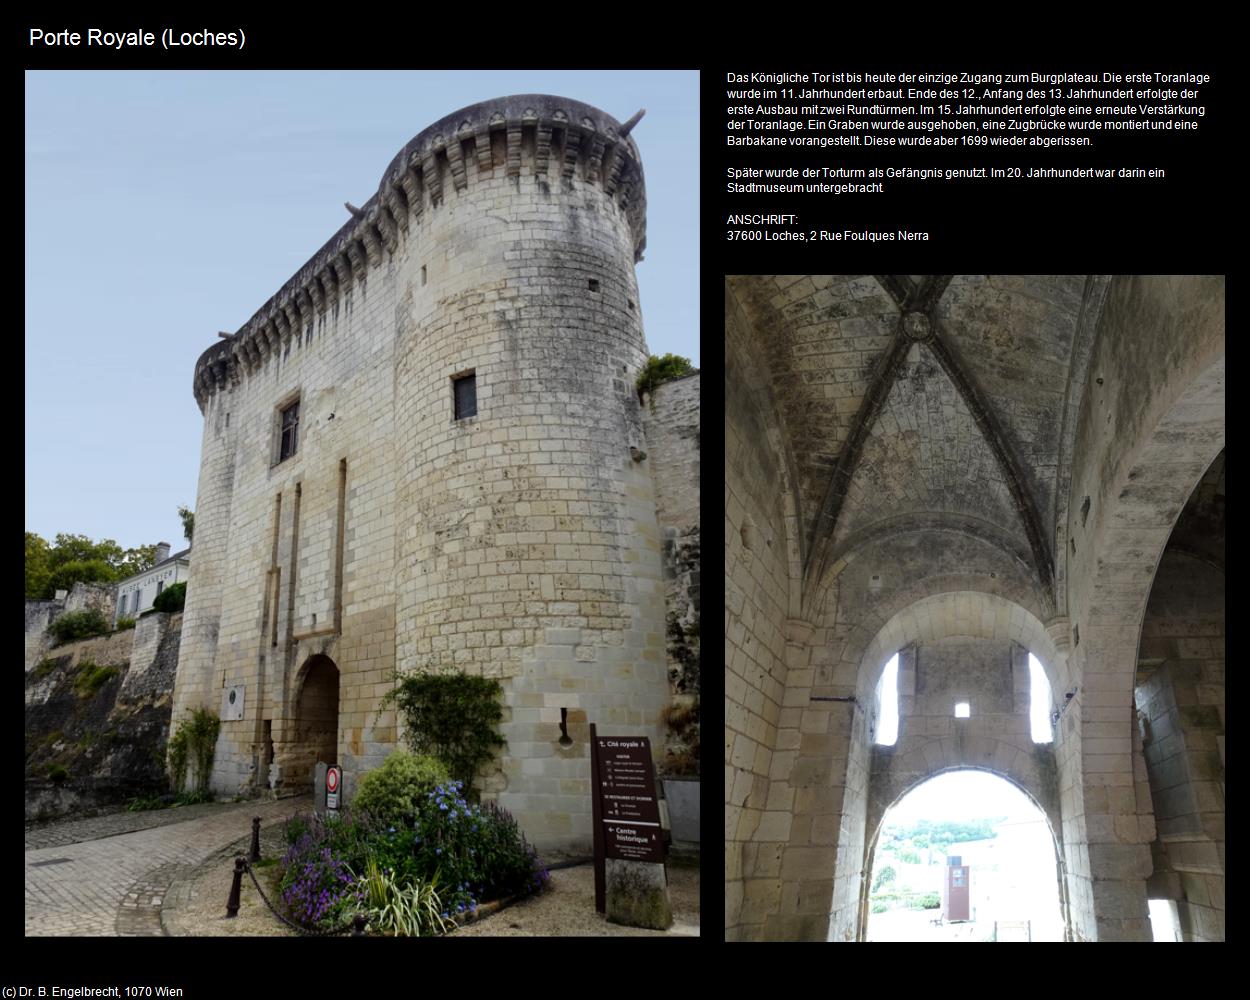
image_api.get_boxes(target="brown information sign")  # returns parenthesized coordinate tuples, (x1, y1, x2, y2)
(594, 733, 664, 864)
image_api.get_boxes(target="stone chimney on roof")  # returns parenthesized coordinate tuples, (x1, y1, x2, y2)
(155, 542, 171, 564)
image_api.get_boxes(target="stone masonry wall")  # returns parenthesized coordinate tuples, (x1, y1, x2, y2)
(174, 97, 672, 855)
(26, 583, 120, 673)
(643, 373, 701, 761)
(867, 640, 1061, 863)
(26, 600, 63, 673)
(25, 614, 181, 822)
(725, 292, 795, 939)
(1135, 550, 1224, 941)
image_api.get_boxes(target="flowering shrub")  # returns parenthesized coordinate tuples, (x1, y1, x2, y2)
(279, 846, 360, 927)
(277, 782, 549, 932)
(413, 781, 549, 916)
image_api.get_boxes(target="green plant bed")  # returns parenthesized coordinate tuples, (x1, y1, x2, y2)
(279, 784, 548, 934)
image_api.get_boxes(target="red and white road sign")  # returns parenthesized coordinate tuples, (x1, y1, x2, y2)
(326, 765, 341, 809)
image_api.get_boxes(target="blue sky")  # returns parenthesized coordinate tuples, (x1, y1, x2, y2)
(25, 70, 699, 550)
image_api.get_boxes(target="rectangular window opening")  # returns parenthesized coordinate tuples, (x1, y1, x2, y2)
(279, 399, 300, 461)
(954, 702, 971, 718)
(453, 372, 477, 420)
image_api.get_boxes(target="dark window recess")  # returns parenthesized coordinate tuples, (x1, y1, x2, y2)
(454, 375, 477, 420)
(588, 278, 600, 291)
(156, 581, 165, 596)
(280, 401, 300, 460)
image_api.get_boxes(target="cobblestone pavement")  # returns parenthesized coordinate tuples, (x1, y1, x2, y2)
(25, 795, 310, 936)
(26, 800, 240, 850)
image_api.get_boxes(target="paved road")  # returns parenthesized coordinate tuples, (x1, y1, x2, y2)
(25, 795, 310, 936)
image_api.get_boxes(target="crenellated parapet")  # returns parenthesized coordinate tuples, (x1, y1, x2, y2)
(192, 95, 647, 411)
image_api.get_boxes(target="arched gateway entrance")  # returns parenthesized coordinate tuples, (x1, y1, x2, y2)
(863, 769, 1067, 941)
(287, 654, 340, 790)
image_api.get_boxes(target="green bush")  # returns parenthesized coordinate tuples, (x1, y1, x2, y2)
(410, 781, 548, 914)
(353, 751, 450, 824)
(918, 892, 941, 909)
(47, 763, 69, 783)
(382, 670, 505, 793)
(47, 608, 110, 644)
(73, 660, 119, 698)
(114, 616, 136, 631)
(167, 708, 219, 795)
(871, 901, 888, 914)
(635, 353, 695, 397)
(152, 582, 186, 613)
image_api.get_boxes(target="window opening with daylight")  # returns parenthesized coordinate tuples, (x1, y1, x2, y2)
(875, 653, 899, 746)
(279, 401, 300, 461)
(954, 702, 970, 718)
(453, 373, 477, 420)
(1028, 653, 1054, 744)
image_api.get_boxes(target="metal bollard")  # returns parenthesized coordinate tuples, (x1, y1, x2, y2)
(226, 856, 246, 917)
(250, 816, 262, 862)
(353, 914, 368, 936)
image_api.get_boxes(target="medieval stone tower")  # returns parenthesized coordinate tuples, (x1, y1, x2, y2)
(173, 95, 673, 853)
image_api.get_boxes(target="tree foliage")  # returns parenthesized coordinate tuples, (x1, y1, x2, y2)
(635, 353, 695, 397)
(47, 608, 111, 644)
(24, 531, 158, 599)
(872, 865, 897, 891)
(152, 581, 187, 613)
(177, 506, 194, 543)
(381, 669, 506, 795)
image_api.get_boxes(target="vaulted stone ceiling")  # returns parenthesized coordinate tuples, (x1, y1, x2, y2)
(725, 274, 1109, 612)
(1166, 448, 1225, 570)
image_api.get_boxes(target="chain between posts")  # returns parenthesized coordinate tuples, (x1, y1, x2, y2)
(231, 854, 367, 937)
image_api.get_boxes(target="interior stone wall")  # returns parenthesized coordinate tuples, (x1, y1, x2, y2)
(1136, 550, 1225, 941)
(725, 289, 797, 939)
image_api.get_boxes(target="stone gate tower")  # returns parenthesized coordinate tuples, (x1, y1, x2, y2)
(174, 95, 671, 852)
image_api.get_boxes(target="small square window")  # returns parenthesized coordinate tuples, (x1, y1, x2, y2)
(279, 400, 300, 461)
(453, 373, 477, 420)
(954, 702, 970, 718)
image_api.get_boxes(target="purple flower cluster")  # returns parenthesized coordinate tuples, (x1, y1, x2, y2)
(280, 846, 357, 926)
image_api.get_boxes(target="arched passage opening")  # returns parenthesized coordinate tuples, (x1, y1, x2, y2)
(863, 769, 1066, 941)
(1133, 449, 1225, 942)
(288, 654, 340, 791)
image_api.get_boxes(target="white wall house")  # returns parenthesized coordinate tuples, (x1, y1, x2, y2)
(114, 542, 191, 623)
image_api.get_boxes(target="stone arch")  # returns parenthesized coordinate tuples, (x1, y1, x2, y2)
(826, 591, 1066, 939)
(857, 591, 1065, 701)
(286, 653, 340, 789)
(858, 766, 1069, 941)
(1060, 276, 1223, 941)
